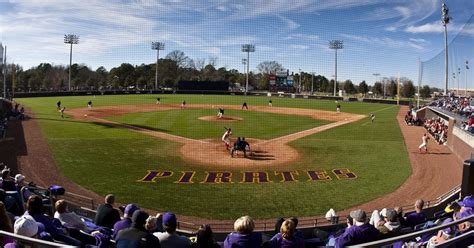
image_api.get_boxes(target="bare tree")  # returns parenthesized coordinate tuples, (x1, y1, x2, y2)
(165, 50, 192, 68)
(257, 61, 284, 75)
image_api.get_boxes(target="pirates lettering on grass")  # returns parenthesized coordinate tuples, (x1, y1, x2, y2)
(275, 171, 299, 182)
(241, 172, 272, 183)
(137, 169, 357, 183)
(306, 170, 331, 181)
(332, 169, 357, 179)
(137, 171, 173, 182)
(203, 172, 233, 184)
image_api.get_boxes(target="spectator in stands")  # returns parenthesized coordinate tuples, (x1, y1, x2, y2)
(53, 199, 89, 232)
(394, 206, 407, 227)
(0, 202, 14, 246)
(94, 194, 121, 229)
(116, 210, 161, 248)
(0, 189, 19, 218)
(267, 219, 305, 248)
(191, 224, 220, 248)
(14, 174, 31, 201)
(25, 195, 82, 246)
(334, 209, 379, 247)
(405, 199, 427, 228)
(223, 215, 262, 248)
(145, 215, 158, 233)
(4, 215, 39, 248)
(376, 209, 401, 237)
(269, 217, 303, 243)
(113, 203, 140, 240)
(154, 212, 191, 248)
(1, 167, 16, 191)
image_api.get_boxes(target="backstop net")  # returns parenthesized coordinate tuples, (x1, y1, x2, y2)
(419, 15, 474, 95)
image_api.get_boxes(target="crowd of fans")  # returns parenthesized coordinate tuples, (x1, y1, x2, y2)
(0, 163, 472, 248)
(431, 97, 474, 134)
(423, 117, 449, 145)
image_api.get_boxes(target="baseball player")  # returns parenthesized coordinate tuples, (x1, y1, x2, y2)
(242, 102, 248, 110)
(181, 100, 186, 109)
(268, 99, 273, 107)
(222, 127, 232, 150)
(57, 100, 62, 110)
(217, 108, 224, 118)
(156, 97, 161, 104)
(60, 107, 66, 118)
(87, 100, 93, 109)
(336, 103, 341, 113)
(418, 133, 430, 153)
(370, 113, 375, 123)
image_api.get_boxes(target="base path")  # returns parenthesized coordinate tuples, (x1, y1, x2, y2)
(69, 104, 365, 168)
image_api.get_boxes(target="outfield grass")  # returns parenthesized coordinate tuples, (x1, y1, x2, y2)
(107, 109, 331, 140)
(17, 94, 411, 219)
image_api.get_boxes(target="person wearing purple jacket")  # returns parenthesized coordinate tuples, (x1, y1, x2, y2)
(113, 203, 139, 240)
(405, 199, 427, 227)
(267, 219, 304, 248)
(335, 209, 379, 248)
(224, 216, 262, 248)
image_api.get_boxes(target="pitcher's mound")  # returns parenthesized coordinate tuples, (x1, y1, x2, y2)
(199, 116, 243, 122)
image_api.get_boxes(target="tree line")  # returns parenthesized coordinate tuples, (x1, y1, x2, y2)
(0, 50, 435, 98)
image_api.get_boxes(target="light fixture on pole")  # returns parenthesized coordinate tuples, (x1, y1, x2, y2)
(242, 58, 247, 74)
(64, 34, 79, 91)
(152, 42, 165, 90)
(241, 44, 255, 94)
(329, 40, 343, 97)
(442, 2, 450, 95)
(372, 73, 380, 97)
(466, 60, 470, 97)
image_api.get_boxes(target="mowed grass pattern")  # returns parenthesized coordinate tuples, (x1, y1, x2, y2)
(108, 109, 331, 140)
(17, 95, 411, 219)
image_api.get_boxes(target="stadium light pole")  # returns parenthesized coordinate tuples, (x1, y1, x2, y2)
(152, 42, 165, 90)
(2, 45, 6, 99)
(329, 40, 343, 97)
(242, 58, 247, 74)
(64, 34, 79, 91)
(457, 67, 461, 96)
(311, 72, 315, 95)
(442, 2, 450, 96)
(242, 44, 255, 95)
(466, 60, 470, 97)
(452, 72, 456, 94)
(372, 73, 380, 97)
(299, 68, 302, 93)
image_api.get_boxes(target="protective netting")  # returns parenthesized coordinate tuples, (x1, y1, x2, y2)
(419, 15, 473, 94)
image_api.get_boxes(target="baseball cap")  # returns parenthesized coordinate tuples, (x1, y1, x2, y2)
(132, 210, 149, 227)
(124, 204, 139, 217)
(162, 212, 177, 227)
(459, 196, 474, 208)
(15, 174, 25, 183)
(350, 209, 367, 223)
(14, 215, 38, 237)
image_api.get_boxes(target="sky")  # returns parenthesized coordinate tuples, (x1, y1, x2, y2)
(0, 0, 473, 86)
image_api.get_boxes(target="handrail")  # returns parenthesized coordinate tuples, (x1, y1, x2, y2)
(433, 230, 474, 247)
(348, 215, 474, 247)
(0, 231, 77, 247)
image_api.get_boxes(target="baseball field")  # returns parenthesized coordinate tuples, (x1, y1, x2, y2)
(17, 94, 411, 220)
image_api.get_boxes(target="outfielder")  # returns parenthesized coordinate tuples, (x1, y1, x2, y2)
(418, 133, 430, 153)
(222, 127, 232, 150)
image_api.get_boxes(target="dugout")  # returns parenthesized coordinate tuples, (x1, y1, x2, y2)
(178, 80, 229, 92)
(0, 98, 13, 118)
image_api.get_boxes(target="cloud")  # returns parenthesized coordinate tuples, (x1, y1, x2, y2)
(409, 38, 427, 43)
(404, 21, 474, 36)
(289, 44, 309, 50)
(286, 33, 319, 41)
(277, 15, 300, 30)
(341, 34, 425, 51)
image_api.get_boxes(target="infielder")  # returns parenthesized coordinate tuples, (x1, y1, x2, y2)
(222, 127, 232, 150)
(156, 97, 161, 104)
(87, 100, 93, 109)
(217, 108, 224, 119)
(242, 102, 248, 110)
(60, 107, 66, 118)
(370, 113, 375, 123)
(418, 133, 430, 153)
(268, 99, 273, 107)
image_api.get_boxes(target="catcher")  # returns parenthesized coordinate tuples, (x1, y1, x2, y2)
(231, 137, 251, 158)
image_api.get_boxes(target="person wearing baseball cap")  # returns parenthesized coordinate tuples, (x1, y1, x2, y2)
(335, 209, 379, 247)
(154, 212, 191, 248)
(116, 210, 160, 248)
(113, 203, 140, 240)
(4, 215, 38, 248)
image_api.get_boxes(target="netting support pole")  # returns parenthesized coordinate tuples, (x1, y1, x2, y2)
(417, 58, 421, 109)
(444, 24, 448, 95)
